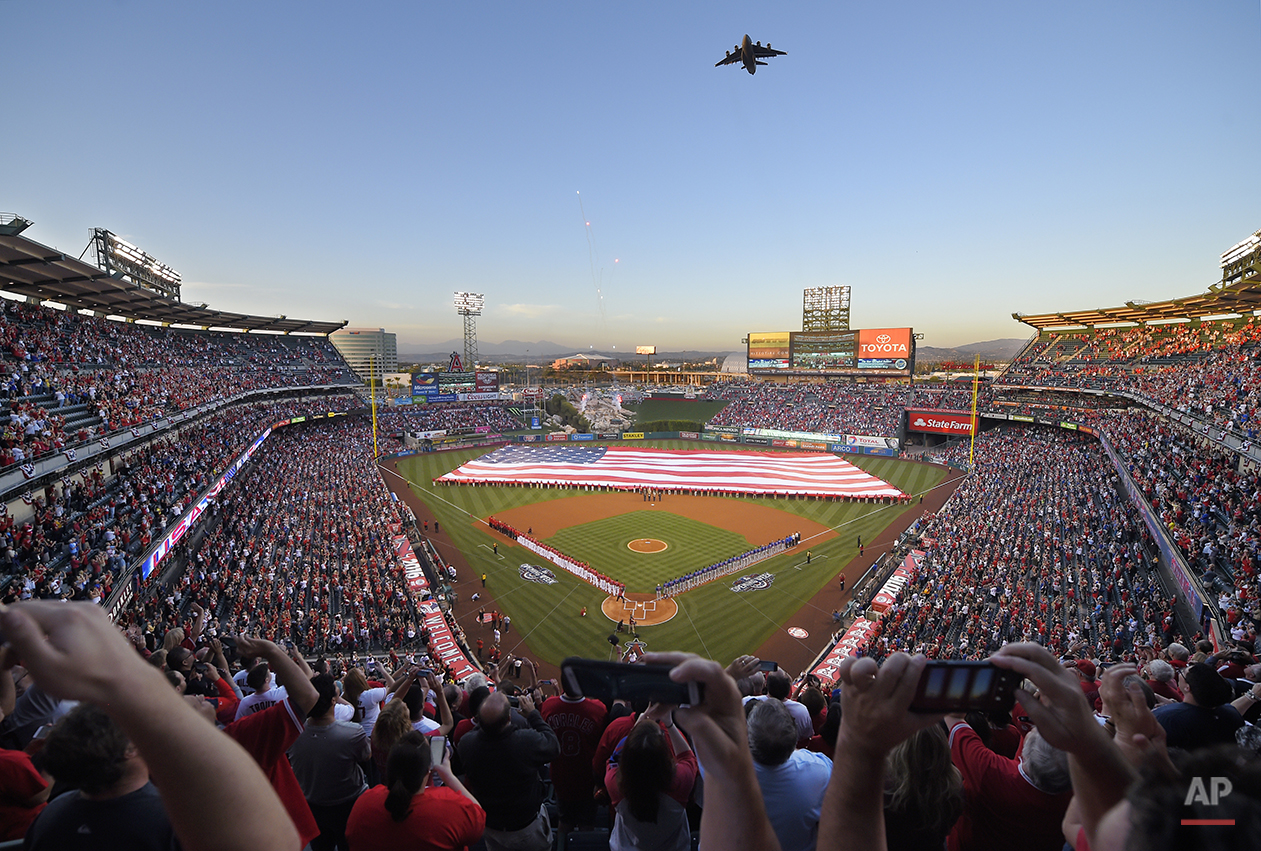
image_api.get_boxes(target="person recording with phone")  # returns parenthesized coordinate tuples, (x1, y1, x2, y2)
(457, 690, 559, 851)
(346, 731, 484, 850)
(605, 702, 696, 851)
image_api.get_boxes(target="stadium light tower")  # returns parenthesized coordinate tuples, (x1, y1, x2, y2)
(453, 291, 484, 371)
(91, 228, 182, 301)
(802, 285, 850, 333)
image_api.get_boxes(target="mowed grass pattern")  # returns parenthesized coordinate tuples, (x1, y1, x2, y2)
(548, 512, 754, 591)
(395, 441, 948, 666)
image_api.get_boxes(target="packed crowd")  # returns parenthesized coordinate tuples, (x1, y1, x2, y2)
(707, 380, 909, 437)
(1076, 408, 1261, 625)
(122, 419, 434, 658)
(0, 298, 356, 469)
(4, 597, 1260, 851)
(999, 317, 1261, 437)
(889, 428, 1178, 660)
(382, 403, 521, 436)
(0, 395, 361, 607)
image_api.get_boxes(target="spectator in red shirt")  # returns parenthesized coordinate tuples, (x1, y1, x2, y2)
(540, 680, 607, 832)
(944, 717, 1072, 851)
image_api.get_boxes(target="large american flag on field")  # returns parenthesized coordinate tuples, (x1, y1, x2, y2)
(437, 445, 905, 499)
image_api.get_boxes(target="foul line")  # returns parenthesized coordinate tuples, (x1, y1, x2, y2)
(726, 581, 817, 653)
(677, 597, 714, 660)
(508, 584, 582, 656)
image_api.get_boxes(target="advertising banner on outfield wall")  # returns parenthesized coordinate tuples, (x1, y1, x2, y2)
(744, 426, 846, 444)
(622, 432, 645, 440)
(844, 434, 900, 449)
(906, 410, 976, 436)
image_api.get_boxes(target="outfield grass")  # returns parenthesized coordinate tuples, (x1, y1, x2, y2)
(630, 398, 728, 424)
(395, 441, 946, 666)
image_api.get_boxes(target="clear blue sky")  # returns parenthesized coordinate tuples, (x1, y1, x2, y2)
(5, 1, 1259, 353)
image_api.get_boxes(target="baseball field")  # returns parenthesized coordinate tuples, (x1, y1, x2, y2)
(389, 440, 951, 673)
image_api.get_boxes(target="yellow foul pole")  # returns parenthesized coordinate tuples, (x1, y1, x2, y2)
(968, 353, 980, 468)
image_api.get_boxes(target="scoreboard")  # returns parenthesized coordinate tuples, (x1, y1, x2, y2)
(747, 328, 913, 377)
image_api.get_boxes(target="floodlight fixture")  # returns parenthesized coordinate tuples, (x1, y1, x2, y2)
(92, 228, 182, 300)
(453, 291, 485, 315)
(802, 285, 851, 333)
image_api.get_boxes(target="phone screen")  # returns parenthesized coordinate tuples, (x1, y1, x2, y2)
(429, 736, 446, 767)
(910, 661, 1020, 713)
(561, 657, 702, 706)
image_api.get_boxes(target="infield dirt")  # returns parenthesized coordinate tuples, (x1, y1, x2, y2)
(493, 491, 837, 546)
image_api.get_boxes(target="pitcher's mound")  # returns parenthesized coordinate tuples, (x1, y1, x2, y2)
(628, 538, 668, 553)
(601, 592, 677, 626)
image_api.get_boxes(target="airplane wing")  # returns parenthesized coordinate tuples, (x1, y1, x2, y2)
(751, 45, 786, 57)
(714, 52, 743, 67)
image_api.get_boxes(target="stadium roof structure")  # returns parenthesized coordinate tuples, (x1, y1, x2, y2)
(1013, 242, 1261, 331)
(0, 232, 347, 335)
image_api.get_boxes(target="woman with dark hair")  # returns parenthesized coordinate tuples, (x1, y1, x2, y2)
(345, 732, 484, 851)
(370, 700, 414, 780)
(605, 705, 698, 851)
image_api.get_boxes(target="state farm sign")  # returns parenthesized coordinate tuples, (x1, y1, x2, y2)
(906, 409, 976, 436)
(857, 328, 911, 358)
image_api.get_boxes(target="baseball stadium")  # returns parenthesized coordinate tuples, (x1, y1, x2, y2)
(3, 207, 1261, 848)
(7, 4, 1261, 848)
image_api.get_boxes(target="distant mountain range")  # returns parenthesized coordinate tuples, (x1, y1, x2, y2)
(915, 338, 1028, 363)
(399, 341, 738, 364)
(400, 337, 1031, 366)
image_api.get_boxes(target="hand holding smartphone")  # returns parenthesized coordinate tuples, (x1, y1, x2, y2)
(561, 657, 702, 706)
(909, 660, 1021, 713)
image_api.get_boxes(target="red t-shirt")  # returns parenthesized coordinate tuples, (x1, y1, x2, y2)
(345, 784, 485, 851)
(946, 723, 1072, 851)
(540, 695, 608, 800)
(606, 748, 698, 808)
(593, 713, 638, 784)
(0, 748, 48, 841)
(224, 697, 320, 848)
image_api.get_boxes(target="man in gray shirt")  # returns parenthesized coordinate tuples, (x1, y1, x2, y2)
(288, 674, 370, 851)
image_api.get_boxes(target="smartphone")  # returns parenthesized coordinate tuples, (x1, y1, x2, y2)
(909, 661, 1021, 714)
(758, 660, 779, 672)
(429, 736, 446, 767)
(561, 658, 702, 706)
